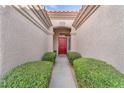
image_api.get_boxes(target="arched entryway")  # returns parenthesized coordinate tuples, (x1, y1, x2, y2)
(53, 27, 71, 55)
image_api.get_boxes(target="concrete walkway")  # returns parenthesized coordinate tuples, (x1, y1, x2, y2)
(49, 55, 77, 88)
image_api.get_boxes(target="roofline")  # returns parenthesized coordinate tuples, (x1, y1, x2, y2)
(47, 11, 78, 20)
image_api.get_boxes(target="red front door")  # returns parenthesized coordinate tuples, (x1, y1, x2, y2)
(58, 37, 67, 54)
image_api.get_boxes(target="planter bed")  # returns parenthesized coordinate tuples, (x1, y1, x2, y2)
(67, 52, 81, 64)
(73, 58, 124, 88)
(42, 52, 56, 63)
(0, 61, 53, 88)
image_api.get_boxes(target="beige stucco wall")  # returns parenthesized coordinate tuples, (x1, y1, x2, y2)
(76, 6, 124, 73)
(70, 28, 78, 51)
(51, 20, 73, 28)
(48, 34, 53, 51)
(0, 7, 2, 76)
(71, 34, 77, 51)
(0, 6, 49, 77)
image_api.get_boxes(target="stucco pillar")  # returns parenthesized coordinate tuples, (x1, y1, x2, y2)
(48, 27, 54, 52)
(70, 27, 77, 51)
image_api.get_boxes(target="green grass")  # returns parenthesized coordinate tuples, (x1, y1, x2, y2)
(42, 52, 56, 63)
(73, 58, 124, 88)
(0, 61, 53, 88)
(67, 52, 81, 64)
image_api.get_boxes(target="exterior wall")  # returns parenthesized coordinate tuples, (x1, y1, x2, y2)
(76, 6, 124, 73)
(53, 35, 58, 52)
(47, 27, 54, 52)
(51, 20, 73, 28)
(0, 7, 2, 76)
(70, 28, 78, 51)
(0, 6, 49, 77)
(48, 34, 53, 51)
(71, 34, 77, 51)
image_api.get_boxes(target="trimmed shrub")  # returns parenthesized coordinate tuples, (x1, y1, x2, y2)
(42, 52, 56, 63)
(53, 50, 57, 53)
(67, 52, 81, 64)
(73, 58, 124, 88)
(0, 61, 53, 88)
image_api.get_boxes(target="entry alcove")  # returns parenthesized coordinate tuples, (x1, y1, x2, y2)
(53, 27, 71, 55)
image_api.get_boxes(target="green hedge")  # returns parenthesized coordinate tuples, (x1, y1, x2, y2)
(0, 61, 53, 88)
(73, 58, 124, 88)
(67, 52, 81, 64)
(42, 52, 56, 63)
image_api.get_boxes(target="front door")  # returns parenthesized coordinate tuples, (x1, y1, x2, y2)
(58, 37, 67, 54)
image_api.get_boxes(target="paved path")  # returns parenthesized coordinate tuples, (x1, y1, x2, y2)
(49, 55, 77, 88)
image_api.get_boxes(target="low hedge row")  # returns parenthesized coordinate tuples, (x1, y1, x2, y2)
(0, 61, 53, 88)
(73, 58, 124, 88)
(67, 52, 81, 64)
(42, 52, 56, 63)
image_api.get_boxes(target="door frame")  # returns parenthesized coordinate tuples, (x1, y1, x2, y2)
(58, 36, 67, 55)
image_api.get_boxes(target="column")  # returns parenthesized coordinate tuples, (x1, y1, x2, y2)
(70, 27, 77, 51)
(48, 27, 54, 52)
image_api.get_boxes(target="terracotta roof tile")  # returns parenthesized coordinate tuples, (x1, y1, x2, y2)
(47, 11, 78, 14)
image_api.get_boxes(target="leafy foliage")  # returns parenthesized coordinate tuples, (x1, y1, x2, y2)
(73, 58, 124, 88)
(42, 52, 56, 63)
(67, 52, 81, 64)
(0, 61, 53, 88)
